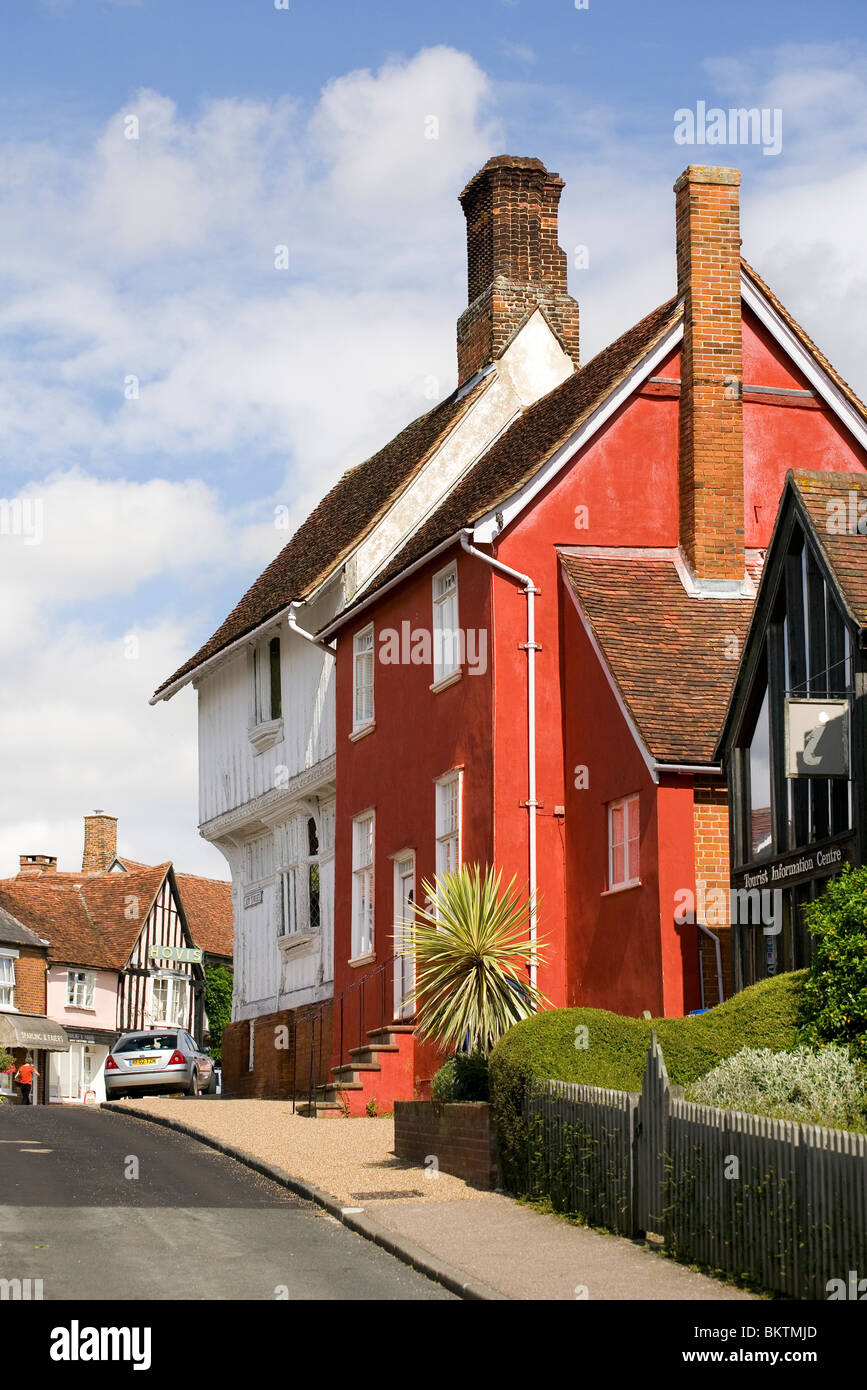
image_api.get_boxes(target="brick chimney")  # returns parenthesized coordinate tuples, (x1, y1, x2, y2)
(82, 811, 118, 873)
(674, 165, 745, 582)
(456, 155, 580, 386)
(19, 854, 57, 874)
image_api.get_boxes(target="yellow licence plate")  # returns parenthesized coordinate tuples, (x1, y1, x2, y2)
(130, 1057, 156, 1066)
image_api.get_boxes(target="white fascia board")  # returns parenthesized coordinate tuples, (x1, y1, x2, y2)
(741, 273, 867, 453)
(473, 319, 684, 543)
(561, 570, 659, 786)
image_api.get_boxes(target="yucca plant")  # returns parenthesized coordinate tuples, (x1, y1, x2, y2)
(396, 864, 546, 1057)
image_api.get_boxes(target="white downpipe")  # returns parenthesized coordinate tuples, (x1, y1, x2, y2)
(459, 530, 540, 991)
(287, 602, 336, 655)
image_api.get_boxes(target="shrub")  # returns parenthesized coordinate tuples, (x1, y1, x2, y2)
(203, 964, 233, 1065)
(0, 1047, 13, 1106)
(489, 971, 806, 1192)
(687, 1044, 867, 1130)
(801, 866, 867, 1063)
(431, 1052, 490, 1102)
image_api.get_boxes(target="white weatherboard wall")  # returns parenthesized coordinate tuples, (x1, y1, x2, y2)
(193, 312, 575, 1025)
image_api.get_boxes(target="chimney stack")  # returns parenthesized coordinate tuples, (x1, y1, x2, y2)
(82, 811, 118, 873)
(456, 155, 580, 386)
(674, 165, 745, 581)
(19, 854, 57, 874)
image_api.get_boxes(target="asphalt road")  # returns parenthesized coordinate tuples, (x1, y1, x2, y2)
(0, 1105, 454, 1300)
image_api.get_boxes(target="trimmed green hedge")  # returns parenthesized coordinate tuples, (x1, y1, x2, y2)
(489, 971, 806, 1193)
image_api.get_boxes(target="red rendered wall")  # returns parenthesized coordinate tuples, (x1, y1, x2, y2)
(333, 546, 494, 1090)
(332, 304, 867, 1040)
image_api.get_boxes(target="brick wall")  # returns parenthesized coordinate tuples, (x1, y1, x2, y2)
(457, 155, 580, 385)
(12, 945, 47, 1015)
(694, 783, 732, 1003)
(675, 165, 744, 581)
(222, 1002, 333, 1099)
(82, 814, 118, 872)
(393, 1101, 497, 1188)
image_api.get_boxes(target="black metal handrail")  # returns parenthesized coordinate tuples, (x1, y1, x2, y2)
(289, 953, 409, 1113)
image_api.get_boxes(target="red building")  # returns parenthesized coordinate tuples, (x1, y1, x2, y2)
(158, 156, 867, 1109)
(315, 162, 867, 1108)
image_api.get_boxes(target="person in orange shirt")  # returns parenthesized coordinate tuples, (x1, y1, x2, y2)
(15, 1057, 37, 1105)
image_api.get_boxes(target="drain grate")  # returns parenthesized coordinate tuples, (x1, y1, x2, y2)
(349, 1189, 424, 1201)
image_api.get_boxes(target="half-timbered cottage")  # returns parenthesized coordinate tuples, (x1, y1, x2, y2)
(0, 813, 232, 1103)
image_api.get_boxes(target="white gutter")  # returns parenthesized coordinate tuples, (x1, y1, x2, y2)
(150, 605, 298, 704)
(150, 598, 333, 706)
(317, 530, 466, 643)
(459, 530, 540, 991)
(654, 763, 721, 775)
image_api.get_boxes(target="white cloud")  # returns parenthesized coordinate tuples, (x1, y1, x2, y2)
(2, 38, 867, 885)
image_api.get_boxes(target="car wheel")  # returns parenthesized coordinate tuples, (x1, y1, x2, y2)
(187, 1070, 200, 1098)
(206, 1069, 217, 1094)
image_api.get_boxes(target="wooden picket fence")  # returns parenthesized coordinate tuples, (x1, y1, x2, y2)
(524, 1034, 867, 1298)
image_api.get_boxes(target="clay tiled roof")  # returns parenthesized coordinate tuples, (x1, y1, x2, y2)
(0, 901, 48, 949)
(560, 552, 756, 765)
(173, 873, 233, 960)
(345, 296, 683, 612)
(0, 866, 168, 971)
(154, 379, 490, 697)
(791, 470, 867, 627)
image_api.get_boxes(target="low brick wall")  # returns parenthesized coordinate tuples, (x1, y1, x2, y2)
(393, 1101, 497, 1188)
(222, 1003, 333, 1099)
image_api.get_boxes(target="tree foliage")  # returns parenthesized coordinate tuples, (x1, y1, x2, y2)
(801, 865, 867, 1062)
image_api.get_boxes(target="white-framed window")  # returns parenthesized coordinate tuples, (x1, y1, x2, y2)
(608, 794, 640, 890)
(436, 771, 462, 879)
(351, 812, 375, 959)
(151, 975, 188, 1027)
(277, 815, 321, 938)
(251, 633, 282, 725)
(433, 563, 460, 684)
(353, 625, 374, 729)
(278, 867, 298, 937)
(66, 969, 95, 1009)
(0, 952, 16, 1009)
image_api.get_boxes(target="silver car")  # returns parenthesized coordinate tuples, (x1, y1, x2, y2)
(104, 1029, 217, 1099)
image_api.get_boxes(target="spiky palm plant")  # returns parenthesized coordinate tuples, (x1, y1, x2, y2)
(396, 863, 546, 1057)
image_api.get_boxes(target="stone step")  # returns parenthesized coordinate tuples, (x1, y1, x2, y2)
(348, 1044, 399, 1061)
(332, 1062, 380, 1079)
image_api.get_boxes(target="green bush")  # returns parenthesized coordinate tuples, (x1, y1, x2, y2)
(489, 971, 806, 1192)
(801, 866, 867, 1063)
(0, 1047, 13, 1106)
(203, 964, 233, 1065)
(430, 1052, 490, 1102)
(687, 1044, 867, 1130)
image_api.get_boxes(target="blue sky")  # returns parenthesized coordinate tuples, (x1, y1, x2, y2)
(1, 0, 865, 876)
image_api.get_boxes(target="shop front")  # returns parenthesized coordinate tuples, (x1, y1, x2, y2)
(48, 1026, 117, 1104)
(0, 1013, 70, 1105)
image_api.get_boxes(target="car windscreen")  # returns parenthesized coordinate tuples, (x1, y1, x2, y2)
(114, 1034, 178, 1054)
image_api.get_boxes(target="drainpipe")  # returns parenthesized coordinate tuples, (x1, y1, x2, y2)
(287, 602, 336, 655)
(459, 530, 540, 989)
